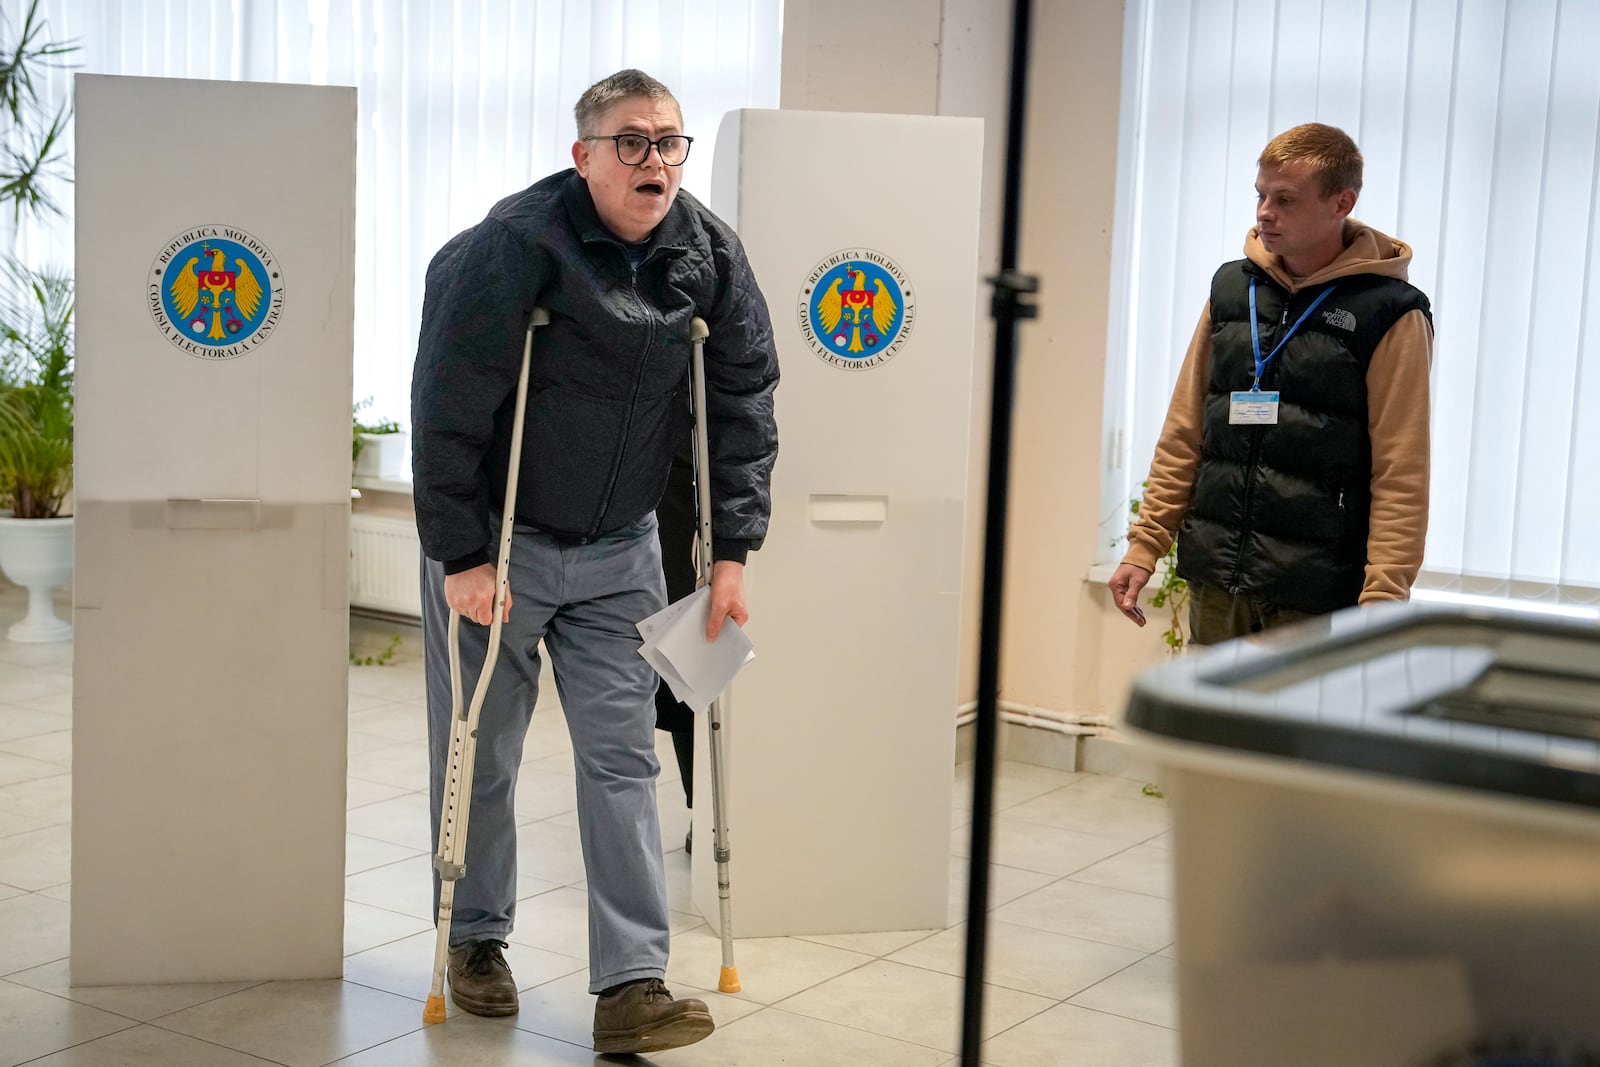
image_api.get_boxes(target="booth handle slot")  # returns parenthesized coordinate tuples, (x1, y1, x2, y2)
(807, 494, 888, 525)
(165, 498, 263, 530)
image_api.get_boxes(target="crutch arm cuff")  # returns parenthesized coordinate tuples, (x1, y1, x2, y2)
(713, 539, 751, 566)
(442, 547, 495, 575)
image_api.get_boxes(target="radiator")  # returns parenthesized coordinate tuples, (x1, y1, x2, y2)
(349, 513, 422, 617)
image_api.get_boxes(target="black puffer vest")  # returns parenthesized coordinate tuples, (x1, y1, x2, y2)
(1176, 259, 1431, 613)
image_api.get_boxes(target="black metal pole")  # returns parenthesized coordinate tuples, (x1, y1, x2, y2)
(959, 0, 1036, 1064)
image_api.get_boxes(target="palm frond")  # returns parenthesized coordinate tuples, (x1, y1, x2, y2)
(0, 0, 79, 122)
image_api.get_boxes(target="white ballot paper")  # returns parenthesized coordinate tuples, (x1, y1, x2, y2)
(636, 586, 756, 713)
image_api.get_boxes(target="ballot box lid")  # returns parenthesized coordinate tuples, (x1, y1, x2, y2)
(1123, 603, 1600, 810)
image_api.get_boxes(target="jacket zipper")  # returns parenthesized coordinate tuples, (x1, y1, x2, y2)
(586, 255, 656, 538)
(1226, 425, 1265, 592)
(1228, 287, 1285, 591)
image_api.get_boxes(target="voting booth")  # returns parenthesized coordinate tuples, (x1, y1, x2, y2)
(696, 109, 982, 935)
(71, 75, 355, 983)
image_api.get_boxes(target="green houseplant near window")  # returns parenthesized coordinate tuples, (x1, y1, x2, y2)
(0, 0, 77, 641)
(0, 264, 72, 517)
(352, 397, 406, 480)
(0, 263, 74, 640)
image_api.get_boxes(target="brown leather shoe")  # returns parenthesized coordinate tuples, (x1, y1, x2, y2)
(593, 978, 715, 1054)
(447, 939, 519, 1017)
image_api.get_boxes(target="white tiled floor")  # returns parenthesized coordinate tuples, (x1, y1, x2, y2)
(0, 588, 1178, 1065)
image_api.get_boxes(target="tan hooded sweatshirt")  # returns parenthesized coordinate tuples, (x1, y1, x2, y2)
(1123, 219, 1435, 605)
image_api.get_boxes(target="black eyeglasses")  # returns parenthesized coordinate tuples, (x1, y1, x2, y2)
(582, 133, 694, 167)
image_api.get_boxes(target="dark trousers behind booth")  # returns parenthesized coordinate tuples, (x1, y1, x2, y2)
(653, 453, 696, 807)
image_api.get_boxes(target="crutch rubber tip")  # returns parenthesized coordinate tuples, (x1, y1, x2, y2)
(423, 994, 447, 1024)
(718, 966, 741, 993)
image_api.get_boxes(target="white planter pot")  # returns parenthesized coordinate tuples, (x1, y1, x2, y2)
(354, 431, 410, 480)
(0, 515, 74, 643)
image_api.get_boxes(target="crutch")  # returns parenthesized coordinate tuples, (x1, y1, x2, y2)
(688, 316, 742, 994)
(423, 306, 549, 1025)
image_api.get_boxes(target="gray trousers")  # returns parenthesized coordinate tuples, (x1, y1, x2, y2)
(422, 515, 670, 992)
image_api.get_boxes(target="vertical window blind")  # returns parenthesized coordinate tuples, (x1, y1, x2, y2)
(4, 0, 781, 431)
(1101, 0, 1600, 605)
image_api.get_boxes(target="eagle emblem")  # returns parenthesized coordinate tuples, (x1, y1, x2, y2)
(800, 250, 915, 370)
(150, 227, 283, 360)
(816, 266, 899, 354)
(169, 243, 265, 340)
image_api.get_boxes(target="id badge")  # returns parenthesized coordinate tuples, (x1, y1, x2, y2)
(1230, 390, 1279, 425)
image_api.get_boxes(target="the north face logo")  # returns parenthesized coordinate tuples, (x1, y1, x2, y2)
(1322, 307, 1356, 331)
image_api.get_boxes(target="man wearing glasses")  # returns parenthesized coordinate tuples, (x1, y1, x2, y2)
(411, 69, 779, 1054)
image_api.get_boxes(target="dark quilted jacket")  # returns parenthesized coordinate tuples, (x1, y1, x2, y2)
(1177, 259, 1430, 612)
(411, 170, 779, 573)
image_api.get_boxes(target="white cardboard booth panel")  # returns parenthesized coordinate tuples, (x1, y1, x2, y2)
(699, 109, 981, 935)
(72, 74, 355, 983)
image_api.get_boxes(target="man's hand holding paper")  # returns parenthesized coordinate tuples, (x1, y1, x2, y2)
(705, 560, 747, 639)
(637, 584, 756, 713)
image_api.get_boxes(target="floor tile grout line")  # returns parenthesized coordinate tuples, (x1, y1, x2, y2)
(723, 1000, 978, 1058)
(0, 949, 70, 983)
(860, 941, 1150, 1006)
(3, 970, 283, 1029)
(1059, 948, 1170, 1008)
(948, 844, 1157, 885)
(11, 1017, 144, 1067)
(788, 926, 948, 958)
(950, 912, 1170, 957)
(955, 836, 1175, 899)
(140, 981, 452, 1067)
(0, 820, 68, 843)
(337, 974, 437, 1005)
(1060, 997, 1179, 1032)
(1061, 872, 1173, 903)
(3, 972, 260, 1030)
(141, 1016, 302, 1067)
(978, 811, 1170, 844)
(769, 954, 1076, 1060)
(960, 975, 1070, 1054)
(753, 951, 885, 1013)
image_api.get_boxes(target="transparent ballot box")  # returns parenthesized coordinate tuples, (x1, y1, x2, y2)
(1123, 605, 1600, 1067)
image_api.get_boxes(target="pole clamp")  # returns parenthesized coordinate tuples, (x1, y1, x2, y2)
(987, 270, 1040, 321)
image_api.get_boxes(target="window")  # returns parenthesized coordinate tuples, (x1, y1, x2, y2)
(1101, 0, 1600, 606)
(5, 0, 781, 432)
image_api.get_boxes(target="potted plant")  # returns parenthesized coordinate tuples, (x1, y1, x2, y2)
(352, 397, 407, 480)
(0, 1, 77, 641)
(0, 264, 73, 640)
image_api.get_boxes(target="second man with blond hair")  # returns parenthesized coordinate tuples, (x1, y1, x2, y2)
(1110, 122, 1434, 644)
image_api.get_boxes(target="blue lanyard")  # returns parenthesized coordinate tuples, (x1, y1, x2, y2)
(1248, 279, 1337, 390)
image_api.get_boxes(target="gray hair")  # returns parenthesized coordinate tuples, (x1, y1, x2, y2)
(574, 69, 682, 137)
